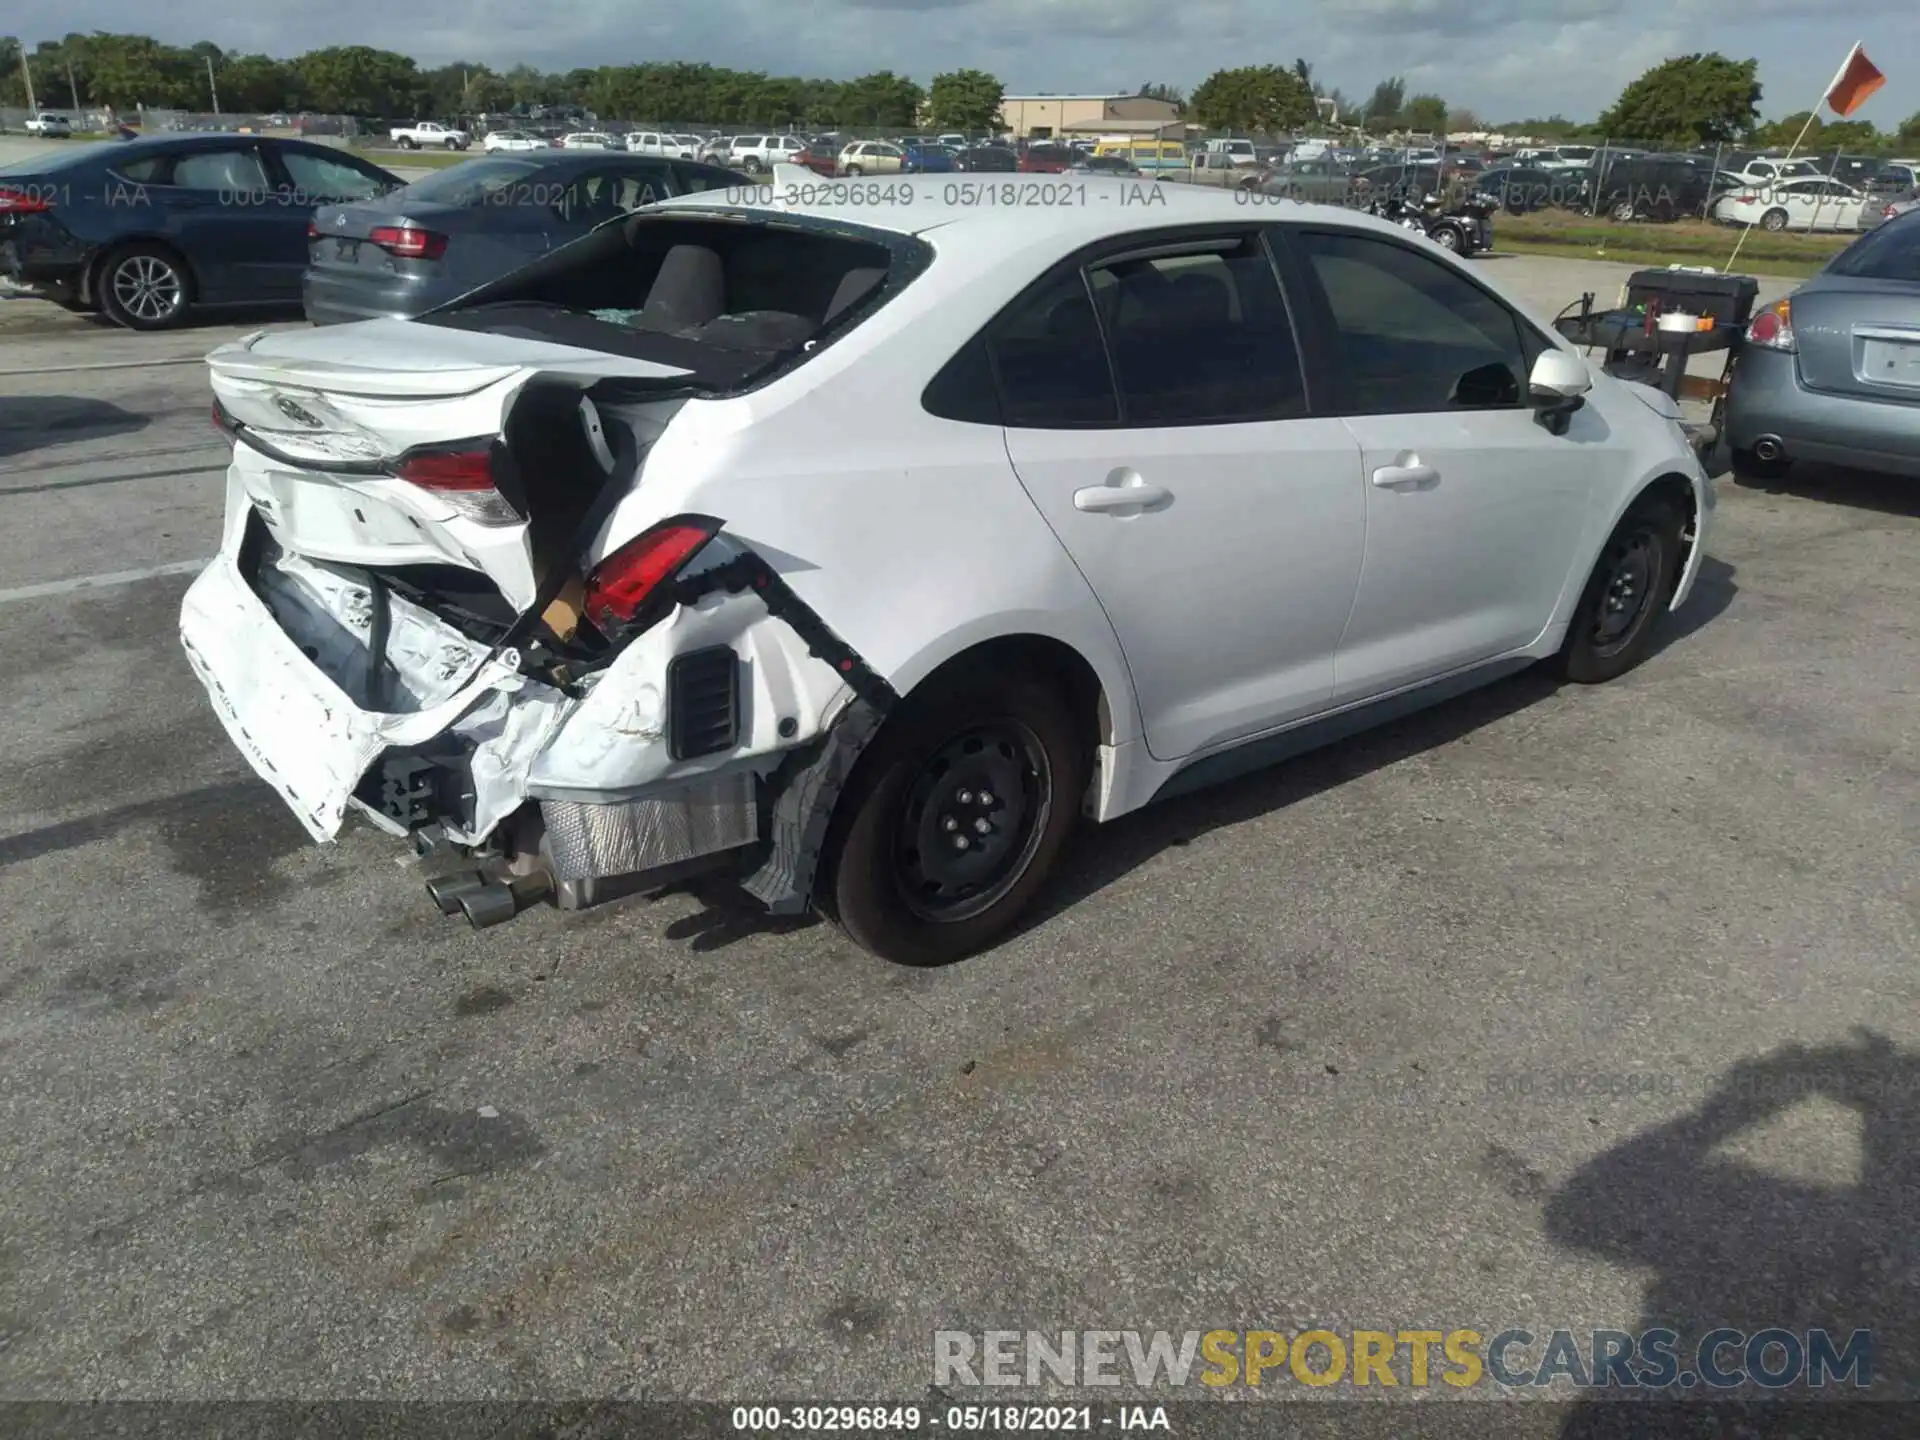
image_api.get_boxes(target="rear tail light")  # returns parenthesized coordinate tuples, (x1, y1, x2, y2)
(389, 442, 521, 524)
(368, 224, 448, 260)
(306, 220, 321, 239)
(1736, 193, 1758, 204)
(0, 187, 53, 213)
(1745, 299, 1794, 353)
(1886, 203, 1900, 219)
(582, 517, 726, 637)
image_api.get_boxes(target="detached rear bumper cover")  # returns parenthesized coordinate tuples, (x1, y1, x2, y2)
(179, 523, 864, 857)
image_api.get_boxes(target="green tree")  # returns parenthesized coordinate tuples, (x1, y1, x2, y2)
(0, 35, 29, 106)
(1190, 65, 1316, 134)
(1897, 112, 1920, 147)
(1448, 105, 1481, 134)
(838, 70, 924, 128)
(1404, 93, 1447, 134)
(1292, 58, 1314, 92)
(294, 45, 423, 116)
(1363, 75, 1406, 125)
(1597, 53, 1759, 146)
(928, 68, 1002, 131)
(220, 53, 299, 113)
(1137, 81, 1184, 111)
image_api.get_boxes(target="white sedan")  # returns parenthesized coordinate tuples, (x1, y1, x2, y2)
(482, 130, 545, 153)
(559, 132, 616, 150)
(1714, 177, 1869, 232)
(182, 174, 1712, 963)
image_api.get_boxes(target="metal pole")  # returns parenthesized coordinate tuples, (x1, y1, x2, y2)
(19, 50, 34, 114)
(1727, 107, 1820, 269)
(206, 55, 219, 114)
(65, 59, 78, 111)
(1703, 141, 1722, 219)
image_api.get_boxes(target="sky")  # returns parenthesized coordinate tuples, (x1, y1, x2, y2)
(9, 0, 1916, 128)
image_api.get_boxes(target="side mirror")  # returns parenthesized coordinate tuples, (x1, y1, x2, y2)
(1529, 349, 1590, 434)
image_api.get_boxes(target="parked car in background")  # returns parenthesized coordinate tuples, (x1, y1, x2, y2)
(304, 152, 749, 325)
(1728, 156, 1825, 186)
(789, 145, 840, 178)
(390, 121, 470, 151)
(952, 145, 1018, 173)
(726, 135, 807, 173)
(1073, 153, 1143, 177)
(624, 132, 698, 159)
(1474, 165, 1569, 213)
(0, 134, 400, 328)
(838, 141, 905, 175)
(1203, 137, 1259, 167)
(25, 112, 74, 138)
(560, 132, 617, 151)
(1588, 154, 1721, 222)
(1860, 189, 1920, 231)
(184, 179, 1711, 963)
(483, 130, 545, 153)
(1714, 176, 1868, 232)
(902, 144, 956, 174)
(1018, 144, 1078, 174)
(936, 133, 968, 149)
(1726, 208, 1920, 479)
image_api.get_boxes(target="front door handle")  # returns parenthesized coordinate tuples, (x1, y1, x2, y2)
(1371, 462, 1439, 488)
(1074, 476, 1173, 513)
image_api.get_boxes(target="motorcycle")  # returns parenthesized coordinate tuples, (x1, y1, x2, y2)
(1368, 189, 1496, 255)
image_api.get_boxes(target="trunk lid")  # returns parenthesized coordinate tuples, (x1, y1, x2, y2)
(1791, 281, 1920, 401)
(207, 321, 694, 610)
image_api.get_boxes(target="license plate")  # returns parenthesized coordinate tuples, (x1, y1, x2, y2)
(1861, 336, 1920, 389)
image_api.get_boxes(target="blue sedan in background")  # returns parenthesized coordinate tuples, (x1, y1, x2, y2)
(0, 133, 400, 329)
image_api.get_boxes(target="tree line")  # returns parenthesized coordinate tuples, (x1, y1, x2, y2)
(0, 35, 1010, 130)
(4, 34, 1917, 151)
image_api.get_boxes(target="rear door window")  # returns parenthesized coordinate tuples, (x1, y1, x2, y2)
(278, 148, 389, 201)
(981, 270, 1118, 426)
(170, 147, 271, 193)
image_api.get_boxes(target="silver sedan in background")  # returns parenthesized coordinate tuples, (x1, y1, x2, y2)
(1726, 208, 1920, 479)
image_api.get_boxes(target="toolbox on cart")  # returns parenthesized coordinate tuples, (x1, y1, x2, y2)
(1618, 267, 1760, 330)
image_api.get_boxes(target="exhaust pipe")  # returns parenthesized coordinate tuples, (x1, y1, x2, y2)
(1752, 435, 1785, 463)
(425, 870, 490, 915)
(458, 871, 555, 930)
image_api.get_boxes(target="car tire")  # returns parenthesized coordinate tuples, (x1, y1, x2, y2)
(1432, 225, 1462, 251)
(399, 137, 418, 150)
(95, 242, 191, 331)
(444, 137, 460, 150)
(821, 669, 1088, 966)
(845, 165, 862, 177)
(1555, 496, 1684, 684)
(1761, 207, 1789, 232)
(1610, 200, 1637, 223)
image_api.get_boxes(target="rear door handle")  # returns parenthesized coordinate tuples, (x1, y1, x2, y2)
(1074, 482, 1173, 512)
(1371, 463, 1439, 488)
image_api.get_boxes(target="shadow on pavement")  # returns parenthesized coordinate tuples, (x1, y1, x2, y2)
(1548, 1031, 1918, 1437)
(0, 395, 149, 459)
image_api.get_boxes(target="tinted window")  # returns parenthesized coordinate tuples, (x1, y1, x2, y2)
(1086, 238, 1305, 423)
(675, 162, 744, 193)
(279, 149, 388, 200)
(401, 158, 541, 205)
(114, 156, 170, 183)
(1293, 229, 1533, 414)
(985, 269, 1118, 426)
(171, 148, 270, 191)
(1826, 213, 1920, 280)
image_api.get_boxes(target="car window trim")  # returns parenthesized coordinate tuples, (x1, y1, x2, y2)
(1268, 222, 1548, 418)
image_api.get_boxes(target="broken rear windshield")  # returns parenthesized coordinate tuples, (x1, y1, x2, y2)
(421, 211, 930, 389)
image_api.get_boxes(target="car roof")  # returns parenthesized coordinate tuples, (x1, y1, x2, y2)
(649, 173, 1425, 264)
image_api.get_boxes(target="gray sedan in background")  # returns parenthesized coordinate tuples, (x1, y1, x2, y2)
(303, 153, 748, 324)
(1726, 208, 1920, 479)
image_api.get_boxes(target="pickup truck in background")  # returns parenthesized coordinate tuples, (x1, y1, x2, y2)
(388, 121, 470, 151)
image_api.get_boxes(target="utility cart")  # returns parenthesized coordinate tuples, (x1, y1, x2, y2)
(1553, 267, 1761, 456)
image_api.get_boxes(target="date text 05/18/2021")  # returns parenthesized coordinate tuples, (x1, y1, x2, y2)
(729, 1404, 1168, 1431)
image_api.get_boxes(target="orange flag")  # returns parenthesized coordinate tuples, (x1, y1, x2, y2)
(1824, 43, 1885, 118)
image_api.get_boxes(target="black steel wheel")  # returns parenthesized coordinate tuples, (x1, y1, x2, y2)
(822, 670, 1087, 965)
(1557, 497, 1684, 683)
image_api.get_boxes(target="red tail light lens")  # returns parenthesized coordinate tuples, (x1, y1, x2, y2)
(583, 518, 725, 635)
(368, 224, 448, 260)
(390, 444, 521, 524)
(0, 187, 53, 213)
(1745, 300, 1794, 353)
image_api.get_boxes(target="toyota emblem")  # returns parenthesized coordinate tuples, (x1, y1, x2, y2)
(274, 396, 322, 427)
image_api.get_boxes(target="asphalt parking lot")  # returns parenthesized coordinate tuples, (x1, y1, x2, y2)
(0, 257, 1916, 1415)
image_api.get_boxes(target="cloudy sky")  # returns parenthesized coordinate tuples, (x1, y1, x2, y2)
(11, 0, 1915, 126)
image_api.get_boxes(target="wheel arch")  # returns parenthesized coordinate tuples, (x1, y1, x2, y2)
(85, 234, 201, 306)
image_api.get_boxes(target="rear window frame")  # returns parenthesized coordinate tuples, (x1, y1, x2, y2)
(419, 207, 933, 399)
(1823, 209, 1920, 281)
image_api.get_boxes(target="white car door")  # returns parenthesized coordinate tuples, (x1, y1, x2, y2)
(1277, 226, 1616, 703)
(994, 229, 1367, 761)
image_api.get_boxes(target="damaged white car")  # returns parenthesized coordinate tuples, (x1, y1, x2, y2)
(182, 176, 1712, 963)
